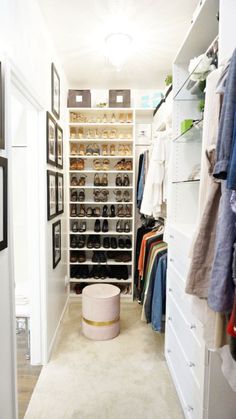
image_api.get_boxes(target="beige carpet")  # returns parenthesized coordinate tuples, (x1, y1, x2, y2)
(24, 302, 184, 419)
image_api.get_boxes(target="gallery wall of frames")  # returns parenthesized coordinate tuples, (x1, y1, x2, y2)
(47, 63, 64, 269)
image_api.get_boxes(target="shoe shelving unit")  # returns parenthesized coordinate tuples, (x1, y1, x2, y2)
(67, 108, 135, 299)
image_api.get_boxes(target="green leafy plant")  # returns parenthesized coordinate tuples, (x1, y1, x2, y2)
(198, 99, 205, 113)
(165, 74, 172, 86)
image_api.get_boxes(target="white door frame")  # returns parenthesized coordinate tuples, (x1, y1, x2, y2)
(7, 59, 47, 365)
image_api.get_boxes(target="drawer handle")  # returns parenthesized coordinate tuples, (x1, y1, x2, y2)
(168, 316, 172, 321)
(170, 258, 174, 262)
(167, 349, 171, 354)
(186, 405, 194, 412)
(189, 362, 195, 368)
(190, 324, 196, 329)
(168, 288, 173, 293)
(169, 234, 174, 239)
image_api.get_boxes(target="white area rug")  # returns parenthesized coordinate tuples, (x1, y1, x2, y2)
(24, 302, 184, 419)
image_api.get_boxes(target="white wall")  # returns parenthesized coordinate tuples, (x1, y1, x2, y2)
(0, 1, 68, 417)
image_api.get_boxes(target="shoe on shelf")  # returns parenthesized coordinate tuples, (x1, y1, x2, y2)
(103, 159, 110, 170)
(79, 221, 87, 232)
(93, 207, 101, 217)
(117, 205, 125, 217)
(110, 130, 117, 139)
(114, 190, 123, 202)
(102, 220, 109, 233)
(70, 204, 77, 217)
(103, 237, 110, 249)
(71, 144, 79, 155)
(118, 237, 125, 249)
(110, 144, 116, 155)
(93, 144, 100, 156)
(102, 130, 108, 139)
(86, 207, 93, 217)
(101, 189, 109, 202)
(93, 159, 102, 170)
(102, 144, 109, 156)
(127, 113, 132, 123)
(77, 236, 86, 248)
(123, 174, 130, 186)
(78, 175, 87, 186)
(116, 220, 123, 233)
(124, 221, 131, 233)
(71, 190, 78, 202)
(118, 145, 125, 156)
(78, 144, 85, 156)
(125, 160, 132, 171)
(110, 205, 116, 217)
(99, 251, 107, 263)
(78, 205, 86, 218)
(78, 251, 86, 263)
(125, 237, 132, 249)
(102, 205, 109, 217)
(114, 159, 126, 170)
(94, 219, 101, 233)
(87, 235, 94, 249)
(100, 266, 108, 279)
(71, 176, 79, 186)
(125, 205, 132, 217)
(111, 113, 116, 123)
(101, 173, 108, 186)
(94, 236, 101, 249)
(86, 144, 93, 155)
(94, 173, 101, 186)
(81, 265, 89, 279)
(92, 251, 100, 263)
(115, 174, 123, 187)
(123, 190, 131, 202)
(70, 251, 78, 263)
(78, 189, 85, 202)
(119, 113, 125, 123)
(111, 237, 118, 249)
(72, 221, 79, 232)
(70, 235, 77, 249)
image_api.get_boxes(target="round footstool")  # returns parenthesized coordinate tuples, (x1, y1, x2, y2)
(82, 284, 120, 341)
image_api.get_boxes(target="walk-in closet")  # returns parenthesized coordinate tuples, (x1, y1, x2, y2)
(1, 1, 236, 418)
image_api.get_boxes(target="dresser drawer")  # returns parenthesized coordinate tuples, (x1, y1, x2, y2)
(168, 225, 192, 257)
(165, 323, 204, 419)
(168, 247, 191, 280)
(166, 291, 205, 389)
(167, 265, 204, 344)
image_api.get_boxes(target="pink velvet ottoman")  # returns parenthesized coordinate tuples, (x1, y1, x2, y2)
(82, 284, 120, 340)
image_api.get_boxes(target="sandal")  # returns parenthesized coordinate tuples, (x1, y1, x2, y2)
(93, 189, 101, 202)
(124, 221, 131, 232)
(116, 174, 122, 187)
(123, 174, 130, 186)
(102, 145, 109, 156)
(125, 160, 132, 171)
(94, 173, 101, 186)
(103, 159, 110, 170)
(78, 175, 86, 186)
(71, 176, 78, 186)
(114, 190, 123, 202)
(71, 190, 78, 202)
(86, 144, 93, 155)
(78, 204, 86, 217)
(101, 173, 108, 186)
(79, 144, 85, 156)
(117, 205, 125, 217)
(110, 144, 116, 156)
(76, 158, 85, 170)
(93, 159, 102, 170)
(114, 159, 125, 170)
(123, 190, 131, 202)
(101, 189, 109, 202)
(78, 189, 85, 202)
(125, 205, 132, 217)
(116, 220, 123, 232)
(70, 204, 77, 217)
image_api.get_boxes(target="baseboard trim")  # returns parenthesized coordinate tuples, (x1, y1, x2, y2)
(47, 294, 69, 361)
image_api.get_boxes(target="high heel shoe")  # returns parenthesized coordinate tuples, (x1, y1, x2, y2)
(102, 205, 109, 217)
(124, 221, 131, 233)
(78, 144, 85, 155)
(70, 204, 77, 217)
(116, 220, 123, 232)
(125, 205, 132, 217)
(115, 174, 123, 187)
(94, 220, 101, 232)
(94, 174, 101, 186)
(78, 175, 86, 186)
(110, 205, 116, 217)
(71, 190, 78, 202)
(114, 190, 122, 202)
(78, 189, 85, 202)
(102, 145, 109, 156)
(123, 190, 131, 202)
(101, 173, 108, 187)
(123, 174, 130, 186)
(72, 221, 79, 232)
(71, 176, 78, 186)
(79, 221, 87, 232)
(102, 220, 109, 233)
(78, 204, 86, 217)
(110, 144, 116, 155)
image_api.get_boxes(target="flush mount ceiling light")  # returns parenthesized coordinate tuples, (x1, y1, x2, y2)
(105, 33, 132, 71)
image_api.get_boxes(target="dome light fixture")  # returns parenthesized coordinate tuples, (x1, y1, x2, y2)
(105, 32, 132, 71)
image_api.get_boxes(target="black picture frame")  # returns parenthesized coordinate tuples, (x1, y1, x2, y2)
(0, 63, 5, 150)
(52, 220, 61, 269)
(56, 172, 64, 215)
(47, 112, 57, 166)
(56, 124, 63, 169)
(0, 156, 7, 251)
(51, 63, 60, 120)
(47, 170, 57, 220)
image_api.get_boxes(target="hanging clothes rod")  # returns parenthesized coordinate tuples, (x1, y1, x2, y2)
(153, 84, 172, 117)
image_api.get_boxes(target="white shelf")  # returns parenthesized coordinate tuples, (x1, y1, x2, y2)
(70, 260, 132, 266)
(69, 138, 133, 142)
(70, 216, 133, 220)
(70, 201, 133, 205)
(70, 231, 132, 235)
(68, 107, 133, 111)
(69, 155, 133, 159)
(69, 247, 133, 251)
(69, 186, 133, 189)
(70, 292, 132, 299)
(69, 170, 134, 174)
(70, 277, 132, 283)
(69, 123, 133, 127)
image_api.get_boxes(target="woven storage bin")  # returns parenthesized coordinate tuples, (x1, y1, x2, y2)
(67, 90, 91, 108)
(109, 89, 131, 108)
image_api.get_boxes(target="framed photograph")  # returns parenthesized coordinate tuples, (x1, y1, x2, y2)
(56, 124, 63, 169)
(52, 220, 61, 268)
(0, 63, 5, 149)
(47, 112, 57, 166)
(56, 172, 64, 215)
(51, 63, 60, 120)
(47, 170, 57, 220)
(0, 156, 7, 251)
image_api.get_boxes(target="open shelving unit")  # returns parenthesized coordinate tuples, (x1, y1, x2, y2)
(67, 107, 135, 299)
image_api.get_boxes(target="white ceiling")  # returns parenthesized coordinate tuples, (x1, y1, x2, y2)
(38, 0, 199, 89)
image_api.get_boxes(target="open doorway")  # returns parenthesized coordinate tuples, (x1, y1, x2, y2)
(10, 77, 44, 418)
